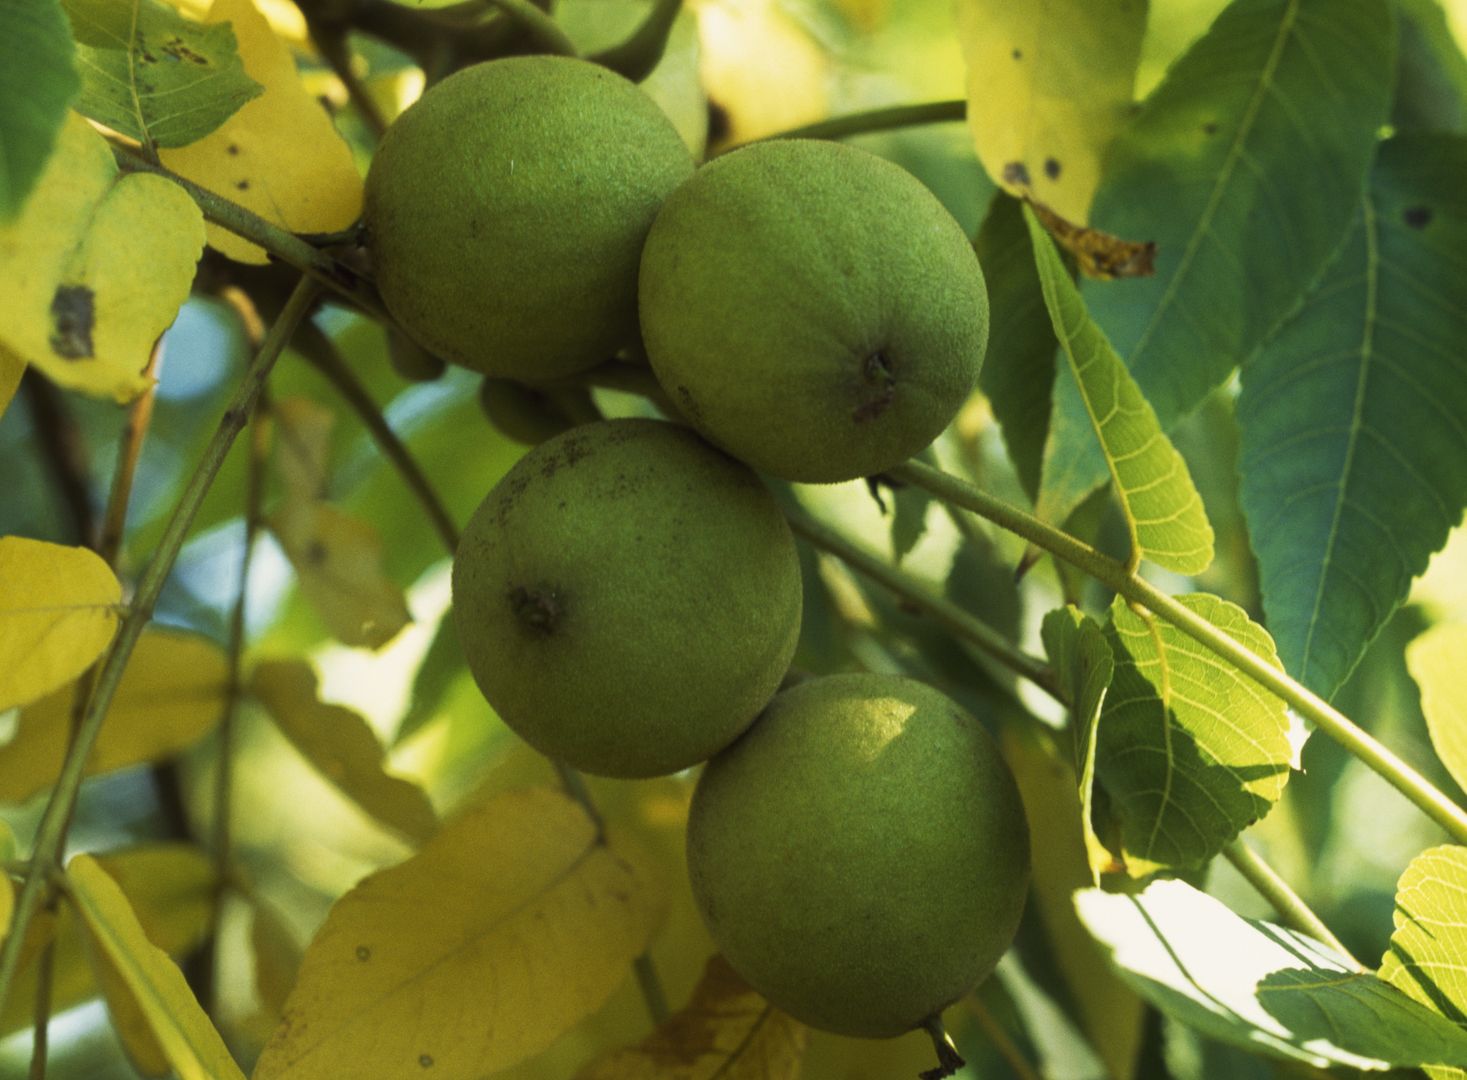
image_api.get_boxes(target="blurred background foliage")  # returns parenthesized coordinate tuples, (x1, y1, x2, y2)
(4, 0, 1467, 1075)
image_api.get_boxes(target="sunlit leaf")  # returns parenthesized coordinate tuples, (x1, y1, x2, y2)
(1025, 206, 1214, 574)
(974, 193, 1056, 501)
(0, 114, 205, 402)
(63, 0, 262, 150)
(159, 0, 363, 264)
(1408, 624, 1467, 795)
(1099, 593, 1291, 875)
(576, 954, 806, 1079)
(0, 627, 227, 803)
(253, 787, 665, 1080)
(1380, 845, 1467, 1080)
(956, 0, 1146, 222)
(1078, 878, 1467, 1070)
(69, 855, 246, 1080)
(1040, 605, 1119, 881)
(250, 658, 438, 844)
(0, 535, 122, 714)
(1041, 0, 1395, 527)
(270, 501, 412, 650)
(1238, 135, 1467, 700)
(0, 0, 79, 221)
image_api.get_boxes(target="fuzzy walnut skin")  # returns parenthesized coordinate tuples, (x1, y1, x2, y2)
(687, 673, 1030, 1037)
(366, 55, 694, 382)
(452, 419, 802, 778)
(639, 139, 989, 484)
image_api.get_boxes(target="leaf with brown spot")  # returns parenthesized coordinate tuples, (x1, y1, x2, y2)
(1027, 197, 1156, 280)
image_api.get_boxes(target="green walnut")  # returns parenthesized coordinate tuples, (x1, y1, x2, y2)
(452, 419, 802, 778)
(686, 673, 1030, 1037)
(638, 139, 988, 483)
(366, 56, 694, 381)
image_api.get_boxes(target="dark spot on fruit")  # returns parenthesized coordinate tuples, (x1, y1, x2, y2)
(1002, 161, 1031, 187)
(236, 179, 250, 191)
(675, 384, 704, 424)
(1044, 157, 1061, 180)
(356, 945, 371, 961)
(418, 1054, 434, 1068)
(1011, 48, 1022, 60)
(1404, 205, 1432, 229)
(49, 285, 95, 360)
(853, 351, 897, 423)
(1202, 121, 1218, 135)
(511, 585, 564, 634)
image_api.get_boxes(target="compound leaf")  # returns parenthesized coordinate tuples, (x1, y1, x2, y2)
(956, 0, 1147, 222)
(253, 787, 665, 1080)
(1407, 623, 1467, 795)
(0, 535, 121, 714)
(1238, 135, 1467, 700)
(1041, 0, 1395, 526)
(1077, 877, 1467, 1071)
(0, 0, 79, 221)
(1098, 593, 1291, 875)
(250, 659, 438, 845)
(1026, 207, 1214, 574)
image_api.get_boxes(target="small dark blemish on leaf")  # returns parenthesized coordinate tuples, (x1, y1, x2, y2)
(356, 945, 371, 961)
(236, 180, 250, 191)
(1044, 157, 1061, 180)
(1002, 161, 1031, 187)
(1011, 48, 1022, 60)
(1202, 121, 1218, 135)
(306, 541, 327, 565)
(418, 1054, 434, 1068)
(1403, 205, 1433, 229)
(227, 143, 241, 156)
(162, 36, 209, 65)
(49, 285, 96, 360)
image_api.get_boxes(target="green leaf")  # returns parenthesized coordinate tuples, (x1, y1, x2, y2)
(393, 611, 467, 747)
(1393, 0, 1467, 134)
(1077, 877, 1467, 1071)
(1380, 845, 1467, 1080)
(1237, 135, 1467, 699)
(1040, 0, 1396, 526)
(1025, 207, 1215, 575)
(1040, 605, 1116, 882)
(1407, 626, 1467, 805)
(62, 0, 262, 151)
(0, 0, 80, 222)
(974, 192, 1057, 501)
(888, 483, 930, 566)
(250, 659, 438, 845)
(1098, 593, 1291, 875)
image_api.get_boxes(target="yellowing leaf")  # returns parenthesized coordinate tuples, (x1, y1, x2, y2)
(250, 659, 437, 844)
(577, 954, 806, 1080)
(69, 854, 246, 1080)
(0, 345, 23, 420)
(957, 0, 1147, 222)
(270, 501, 411, 650)
(272, 395, 334, 499)
(0, 627, 228, 803)
(0, 534, 122, 713)
(1408, 623, 1467, 797)
(251, 899, 302, 1020)
(159, 0, 362, 264)
(0, 877, 13, 945)
(0, 114, 204, 402)
(253, 786, 665, 1080)
(94, 942, 171, 1077)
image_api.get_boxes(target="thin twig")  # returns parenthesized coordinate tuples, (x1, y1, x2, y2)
(97, 342, 165, 565)
(483, 0, 577, 55)
(1223, 840, 1360, 966)
(0, 278, 321, 1021)
(750, 100, 966, 147)
(26, 938, 56, 1080)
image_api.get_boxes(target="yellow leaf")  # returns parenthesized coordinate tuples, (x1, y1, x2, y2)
(250, 659, 438, 844)
(159, 0, 363, 264)
(69, 854, 245, 1080)
(251, 898, 303, 1020)
(0, 115, 204, 402)
(253, 786, 665, 1080)
(1408, 623, 1467, 798)
(957, 0, 1147, 222)
(0, 627, 228, 803)
(0, 345, 23, 421)
(270, 501, 411, 650)
(0, 877, 13, 945)
(272, 396, 335, 499)
(577, 954, 806, 1079)
(94, 944, 171, 1078)
(0, 535, 122, 713)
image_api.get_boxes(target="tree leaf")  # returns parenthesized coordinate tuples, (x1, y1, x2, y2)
(1098, 593, 1291, 875)
(1025, 206, 1214, 575)
(251, 898, 303, 1020)
(1040, 0, 1396, 527)
(272, 395, 334, 501)
(252, 787, 665, 1080)
(955, 0, 1147, 222)
(0, 0, 80, 221)
(1379, 845, 1467, 1080)
(575, 954, 807, 1080)
(1393, 0, 1467, 134)
(1407, 623, 1467, 795)
(69, 854, 246, 1080)
(1077, 877, 1467, 1071)
(249, 658, 438, 845)
(0, 346, 23, 420)
(888, 483, 930, 566)
(269, 501, 412, 650)
(0, 627, 227, 803)
(0, 113, 205, 402)
(974, 192, 1057, 501)
(0, 535, 121, 714)
(1238, 135, 1467, 700)
(63, 0, 262, 151)
(158, 0, 363, 264)
(1040, 605, 1118, 882)
(392, 611, 465, 747)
